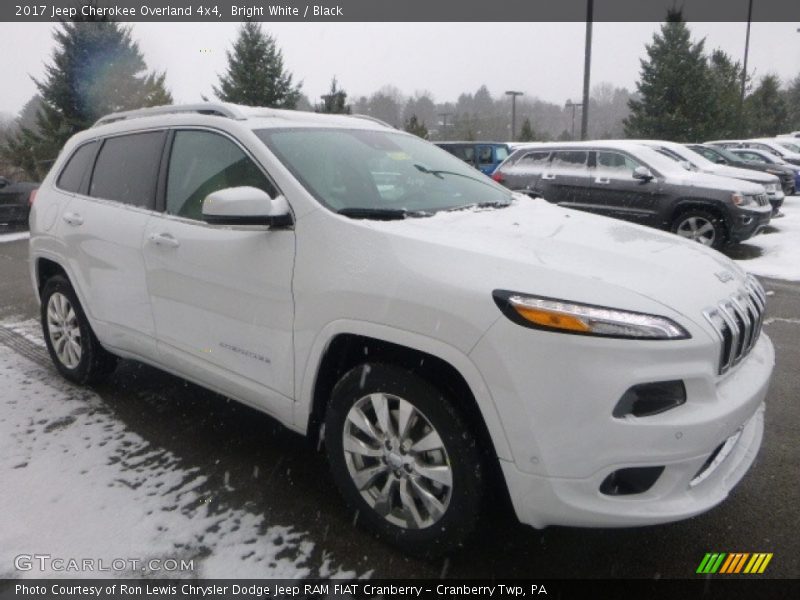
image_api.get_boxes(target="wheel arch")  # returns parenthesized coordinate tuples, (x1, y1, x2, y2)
(297, 322, 514, 465)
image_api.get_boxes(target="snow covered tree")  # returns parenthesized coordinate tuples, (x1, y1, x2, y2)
(213, 22, 301, 109)
(518, 118, 537, 142)
(1, 18, 171, 181)
(745, 75, 787, 137)
(624, 10, 714, 141)
(403, 115, 428, 139)
(316, 77, 350, 114)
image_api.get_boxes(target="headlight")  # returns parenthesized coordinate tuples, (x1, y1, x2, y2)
(731, 193, 753, 206)
(493, 291, 691, 340)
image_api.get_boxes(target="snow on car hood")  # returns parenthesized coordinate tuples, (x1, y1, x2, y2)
(364, 198, 749, 323)
(702, 164, 778, 186)
(670, 170, 767, 194)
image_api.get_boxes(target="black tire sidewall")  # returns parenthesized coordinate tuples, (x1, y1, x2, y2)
(324, 363, 484, 556)
(41, 275, 103, 384)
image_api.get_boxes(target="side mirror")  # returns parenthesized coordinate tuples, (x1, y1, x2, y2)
(0, 176, 9, 188)
(632, 166, 654, 181)
(202, 186, 292, 227)
(716, 158, 728, 164)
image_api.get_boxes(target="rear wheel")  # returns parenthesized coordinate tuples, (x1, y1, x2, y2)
(324, 363, 484, 555)
(41, 275, 117, 384)
(671, 209, 726, 250)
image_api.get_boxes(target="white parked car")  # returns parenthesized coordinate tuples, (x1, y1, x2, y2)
(29, 103, 774, 554)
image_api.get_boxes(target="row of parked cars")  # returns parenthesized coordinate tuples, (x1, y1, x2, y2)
(437, 136, 799, 250)
(27, 102, 775, 554)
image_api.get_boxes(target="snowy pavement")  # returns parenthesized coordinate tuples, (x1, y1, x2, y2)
(724, 198, 800, 281)
(0, 320, 359, 580)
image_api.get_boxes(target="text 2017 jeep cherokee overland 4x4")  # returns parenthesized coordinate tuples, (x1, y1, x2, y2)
(30, 103, 774, 554)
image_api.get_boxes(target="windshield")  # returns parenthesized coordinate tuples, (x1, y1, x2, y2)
(255, 128, 512, 216)
(707, 146, 742, 163)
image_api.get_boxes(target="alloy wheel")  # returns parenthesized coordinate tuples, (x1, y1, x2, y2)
(46, 292, 82, 369)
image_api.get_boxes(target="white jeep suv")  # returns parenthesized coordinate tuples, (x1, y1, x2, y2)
(30, 103, 774, 554)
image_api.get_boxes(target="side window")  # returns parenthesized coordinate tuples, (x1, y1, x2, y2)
(478, 147, 494, 165)
(515, 151, 551, 168)
(550, 151, 588, 171)
(89, 131, 166, 208)
(495, 146, 509, 162)
(595, 151, 643, 177)
(166, 130, 276, 221)
(57, 141, 98, 193)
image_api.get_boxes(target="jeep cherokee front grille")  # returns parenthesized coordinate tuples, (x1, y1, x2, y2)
(703, 275, 766, 375)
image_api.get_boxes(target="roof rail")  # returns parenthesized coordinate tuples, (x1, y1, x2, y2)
(93, 103, 247, 127)
(350, 114, 394, 129)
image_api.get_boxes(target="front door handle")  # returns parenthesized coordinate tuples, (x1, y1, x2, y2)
(148, 233, 180, 248)
(62, 212, 83, 226)
(541, 173, 556, 180)
(594, 177, 611, 184)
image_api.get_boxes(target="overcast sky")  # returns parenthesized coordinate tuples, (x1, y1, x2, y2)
(1, 21, 798, 116)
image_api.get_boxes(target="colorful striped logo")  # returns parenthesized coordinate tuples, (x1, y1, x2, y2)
(696, 552, 773, 574)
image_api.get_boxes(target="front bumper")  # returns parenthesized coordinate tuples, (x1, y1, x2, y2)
(471, 313, 774, 529)
(728, 207, 771, 243)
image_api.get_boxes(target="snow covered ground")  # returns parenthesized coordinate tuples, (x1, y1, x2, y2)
(0, 320, 359, 580)
(726, 198, 800, 281)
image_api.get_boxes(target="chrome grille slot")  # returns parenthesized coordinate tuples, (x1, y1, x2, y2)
(703, 276, 766, 375)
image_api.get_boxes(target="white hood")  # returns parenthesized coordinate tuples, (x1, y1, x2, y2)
(668, 170, 767, 194)
(365, 199, 748, 326)
(702, 164, 778, 186)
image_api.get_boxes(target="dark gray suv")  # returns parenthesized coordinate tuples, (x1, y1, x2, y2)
(492, 141, 772, 250)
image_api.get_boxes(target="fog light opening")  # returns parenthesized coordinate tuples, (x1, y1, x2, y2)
(600, 466, 665, 496)
(612, 380, 686, 418)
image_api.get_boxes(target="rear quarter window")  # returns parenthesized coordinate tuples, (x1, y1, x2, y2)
(89, 131, 166, 209)
(57, 142, 98, 193)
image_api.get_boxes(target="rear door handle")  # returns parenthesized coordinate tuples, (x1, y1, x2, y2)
(541, 173, 556, 180)
(594, 177, 611, 184)
(148, 233, 180, 248)
(62, 212, 83, 226)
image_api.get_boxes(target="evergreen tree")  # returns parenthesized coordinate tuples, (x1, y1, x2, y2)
(213, 22, 301, 108)
(316, 77, 350, 114)
(624, 10, 714, 141)
(1, 19, 172, 180)
(518, 117, 537, 142)
(706, 50, 747, 139)
(403, 115, 428, 139)
(784, 74, 800, 131)
(745, 75, 787, 137)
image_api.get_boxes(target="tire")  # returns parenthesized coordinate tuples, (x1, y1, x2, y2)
(41, 275, 117, 384)
(324, 363, 485, 556)
(671, 208, 726, 250)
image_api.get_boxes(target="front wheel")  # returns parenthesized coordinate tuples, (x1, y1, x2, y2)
(671, 209, 726, 250)
(41, 275, 117, 384)
(324, 364, 485, 556)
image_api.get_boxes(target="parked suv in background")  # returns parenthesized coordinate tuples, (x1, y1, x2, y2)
(634, 140, 784, 215)
(493, 141, 771, 249)
(728, 147, 800, 195)
(687, 144, 796, 198)
(30, 104, 774, 554)
(434, 141, 510, 175)
(708, 139, 800, 167)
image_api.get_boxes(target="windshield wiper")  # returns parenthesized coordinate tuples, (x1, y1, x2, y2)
(446, 200, 512, 212)
(413, 163, 488, 184)
(337, 207, 431, 221)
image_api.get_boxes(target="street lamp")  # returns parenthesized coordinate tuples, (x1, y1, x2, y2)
(581, 0, 593, 140)
(565, 100, 583, 140)
(505, 91, 523, 141)
(740, 0, 753, 114)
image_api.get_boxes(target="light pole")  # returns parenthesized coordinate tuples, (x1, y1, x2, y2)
(565, 100, 583, 140)
(740, 0, 753, 112)
(581, 0, 593, 140)
(505, 91, 523, 141)
(438, 112, 452, 139)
